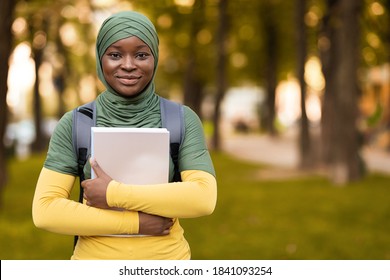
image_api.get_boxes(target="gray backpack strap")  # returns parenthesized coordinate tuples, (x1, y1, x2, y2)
(159, 97, 184, 182)
(72, 101, 96, 182)
(72, 100, 96, 247)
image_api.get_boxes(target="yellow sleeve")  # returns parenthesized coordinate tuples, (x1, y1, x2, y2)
(32, 167, 139, 236)
(106, 170, 217, 218)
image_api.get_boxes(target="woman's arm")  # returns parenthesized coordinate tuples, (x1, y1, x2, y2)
(106, 169, 217, 218)
(82, 159, 217, 218)
(82, 160, 217, 218)
(32, 167, 171, 236)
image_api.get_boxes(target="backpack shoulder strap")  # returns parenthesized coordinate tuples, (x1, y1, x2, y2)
(72, 100, 96, 247)
(159, 97, 185, 182)
(72, 101, 96, 183)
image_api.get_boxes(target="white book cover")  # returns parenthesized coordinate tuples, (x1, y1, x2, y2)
(91, 127, 170, 185)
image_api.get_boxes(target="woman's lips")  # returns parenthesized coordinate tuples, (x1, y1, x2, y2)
(116, 75, 140, 86)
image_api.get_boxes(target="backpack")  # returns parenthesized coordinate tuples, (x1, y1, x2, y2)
(72, 96, 185, 204)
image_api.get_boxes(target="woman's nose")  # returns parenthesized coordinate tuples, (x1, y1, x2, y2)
(121, 56, 136, 70)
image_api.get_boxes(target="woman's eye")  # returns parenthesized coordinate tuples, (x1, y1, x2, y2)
(136, 52, 150, 59)
(108, 53, 121, 59)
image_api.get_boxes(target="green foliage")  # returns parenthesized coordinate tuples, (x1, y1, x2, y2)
(366, 102, 384, 127)
(1, 152, 389, 259)
(182, 152, 390, 260)
(0, 154, 74, 259)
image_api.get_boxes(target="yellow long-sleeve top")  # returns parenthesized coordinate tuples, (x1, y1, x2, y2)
(33, 168, 216, 259)
(32, 93, 217, 259)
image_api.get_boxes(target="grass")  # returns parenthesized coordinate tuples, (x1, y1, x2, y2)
(0, 152, 389, 260)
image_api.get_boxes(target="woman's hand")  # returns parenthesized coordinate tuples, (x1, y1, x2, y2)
(81, 159, 112, 209)
(138, 212, 173, 235)
(82, 159, 174, 235)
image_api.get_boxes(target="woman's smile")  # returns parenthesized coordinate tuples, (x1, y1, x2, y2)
(116, 75, 141, 86)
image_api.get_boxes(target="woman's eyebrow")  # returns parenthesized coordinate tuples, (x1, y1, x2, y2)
(108, 43, 150, 51)
(134, 44, 150, 51)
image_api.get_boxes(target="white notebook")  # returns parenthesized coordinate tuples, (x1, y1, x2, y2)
(91, 127, 170, 185)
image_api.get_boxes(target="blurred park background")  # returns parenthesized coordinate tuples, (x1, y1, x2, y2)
(0, 0, 389, 259)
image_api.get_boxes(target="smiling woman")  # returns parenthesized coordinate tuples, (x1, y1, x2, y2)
(32, 10, 217, 260)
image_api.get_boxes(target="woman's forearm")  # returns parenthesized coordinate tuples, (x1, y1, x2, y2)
(106, 170, 217, 218)
(32, 167, 139, 236)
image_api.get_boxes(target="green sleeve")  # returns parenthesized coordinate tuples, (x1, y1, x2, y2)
(43, 111, 79, 176)
(179, 106, 216, 177)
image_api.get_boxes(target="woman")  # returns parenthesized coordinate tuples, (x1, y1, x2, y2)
(32, 11, 217, 260)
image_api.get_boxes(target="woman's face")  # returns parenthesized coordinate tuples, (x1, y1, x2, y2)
(101, 36, 155, 97)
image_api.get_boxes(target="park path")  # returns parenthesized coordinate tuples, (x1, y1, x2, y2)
(222, 131, 390, 175)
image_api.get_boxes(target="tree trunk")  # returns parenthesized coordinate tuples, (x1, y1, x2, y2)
(31, 15, 48, 152)
(31, 46, 45, 151)
(320, 0, 338, 166)
(296, 0, 312, 169)
(384, 0, 390, 151)
(334, 0, 363, 183)
(261, 4, 278, 136)
(183, 0, 205, 118)
(264, 34, 277, 136)
(321, 0, 363, 184)
(0, 0, 16, 207)
(211, 0, 229, 150)
(53, 18, 69, 119)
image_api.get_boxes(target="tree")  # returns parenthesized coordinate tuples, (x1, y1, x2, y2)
(320, 0, 364, 184)
(30, 11, 48, 152)
(319, 0, 338, 167)
(182, 0, 206, 118)
(0, 0, 17, 207)
(11, 0, 97, 153)
(382, 0, 390, 151)
(211, 0, 229, 150)
(296, 0, 313, 169)
(260, 2, 279, 136)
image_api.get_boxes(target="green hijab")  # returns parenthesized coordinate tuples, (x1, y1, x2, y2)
(96, 10, 159, 91)
(94, 11, 161, 127)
